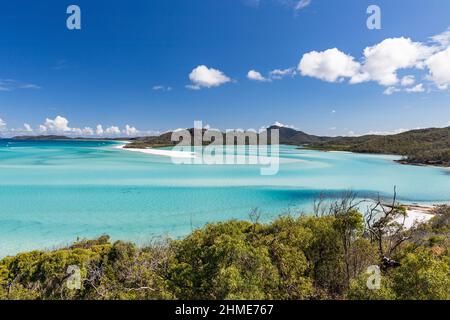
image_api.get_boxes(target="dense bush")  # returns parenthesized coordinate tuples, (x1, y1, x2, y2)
(1, 206, 449, 300)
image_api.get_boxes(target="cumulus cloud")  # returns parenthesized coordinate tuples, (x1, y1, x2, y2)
(405, 83, 425, 93)
(247, 70, 269, 82)
(42, 116, 71, 132)
(81, 127, 94, 135)
(38, 116, 95, 136)
(273, 121, 297, 129)
(269, 68, 296, 79)
(105, 126, 121, 135)
(124, 124, 139, 136)
(188, 65, 231, 89)
(299, 48, 361, 82)
(351, 37, 434, 86)
(401, 75, 415, 86)
(426, 47, 450, 90)
(23, 123, 33, 132)
(16, 116, 141, 137)
(383, 87, 400, 95)
(430, 27, 450, 47)
(96, 125, 104, 135)
(247, 67, 296, 83)
(297, 28, 450, 92)
(0, 118, 6, 130)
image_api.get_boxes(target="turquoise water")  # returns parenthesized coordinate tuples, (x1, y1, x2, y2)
(0, 140, 449, 257)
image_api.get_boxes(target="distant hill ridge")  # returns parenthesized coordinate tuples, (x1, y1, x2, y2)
(9, 126, 450, 166)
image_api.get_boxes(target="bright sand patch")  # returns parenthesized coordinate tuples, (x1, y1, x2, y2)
(114, 144, 196, 159)
(400, 204, 436, 229)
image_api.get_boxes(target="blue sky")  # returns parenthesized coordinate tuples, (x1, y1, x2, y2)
(0, 0, 449, 137)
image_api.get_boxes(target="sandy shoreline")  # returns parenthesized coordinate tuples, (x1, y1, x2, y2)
(114, 143, 196, 159)
(397, 204, 436, 228)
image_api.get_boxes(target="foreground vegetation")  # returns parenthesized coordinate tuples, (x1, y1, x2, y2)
(1, 201, 448, 300)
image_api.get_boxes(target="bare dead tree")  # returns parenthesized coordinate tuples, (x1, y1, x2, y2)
(313, 190, 365, 218)
(313, 193, 328, 217)
(365, 187, 414, 269)
(249, 207, 262, 225)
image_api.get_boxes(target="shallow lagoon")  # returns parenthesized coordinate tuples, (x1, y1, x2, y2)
(0, 140, 449, 257)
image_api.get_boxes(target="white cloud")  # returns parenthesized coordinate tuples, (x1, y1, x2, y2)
(351, 37, 434, 86)
(400, 75, 415, 86)
(430, 27, 450, 47)
(269, 68, 296, 79)
(153, 85, 172, 92)
(185, 84, 201, 90)
(383, 87, 400, 95)
(299, 48, 361, 83)
(105, 126, 121, 135)
(246, 0, 312, 11)
(247, 70, 269, 82)
(363, 128, 410, 136)
(0, 79, 41, 92)
(124, 124, 139, 136)
(297, 29, 450, 92)
(0, 118, 6, 130)
(405, 83, 425, 93)
(71, 128, 82, 135)
(273, 121, 296, 129)
(81, 127, 94, 135)
(188, 65, 231, 89)
(294, 0, 311, 10)
(42, 116, 71, 132)
(23, 123, 33, 132)
(426, 47, 450, 90)
(30, 116, 138, 137)
(96, 124, 104, 135)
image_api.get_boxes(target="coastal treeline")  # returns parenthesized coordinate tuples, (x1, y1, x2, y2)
(307, 127, 450, 167)
(1, 202, 448, 300)
(14, 125, 450, 167)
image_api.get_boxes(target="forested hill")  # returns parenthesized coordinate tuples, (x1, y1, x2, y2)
(10, 126, 450, 167)
(124, 126, 329, 148)
(307, 127, 450, 167)
(125, 126, 450, 167)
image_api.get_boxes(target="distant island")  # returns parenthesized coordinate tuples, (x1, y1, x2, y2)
(304, 127, 450, 167)
(10, 126, 450, 167)
(123, 126, 450, 167)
